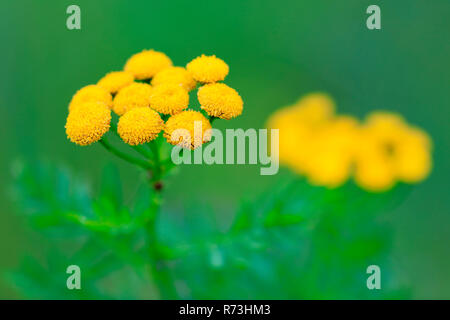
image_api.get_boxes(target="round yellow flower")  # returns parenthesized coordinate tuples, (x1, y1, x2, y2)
(97, 71, 134, 94)
(307, 151, 352, 188)
(124, 49, 172, 80)
(266, 93, 335, 173)
(354, 151, 396, 192)
(151, 66, 197, 91)
(268, 113, 311, 172)
(113, 82, 152, 116)
(68, 85, 112, 112)
(150, 83, 189, 115)
(118, 108, 164, 145)
(164, 110, 212, 149)
(394, 127, 432, 183)
(353, 121, 399, 192)
(65, 101, 111, 146)
(197, 83, 243, 119)
(304, 116, 359, 188)
(186, 54, 229, 83)
(292, 92, 335, 124)
(364, 111, 408, 141)
(366, 111, 406, 127)
(354, 112, 432, 191)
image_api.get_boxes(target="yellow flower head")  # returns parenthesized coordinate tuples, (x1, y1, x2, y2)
(124, 49, 172, 80)
(266, 92, 336, 173)
(68, 85, 112, 112)
(151, 66, 197, 91)
(303, 116, 359, 188)
(292, 92, 335, 124)
(364, 111, 408, 141)
(150, 83, 189, 115)
(113, 82, 152, 116)
(394, 126, 432, 183)
(186, 54, 229, 83)
(354, 151, 396, 192)
(267, 112, 311, 172)
(366, 111, 405, 127)
(118, 107, 164, 145)
(306, 150, 352, 188)
(164, 110, 212, 149)
(65, 101, 111, 146)
(197, 83, 243, 119)
(97, 71, 134, 94)
(354, 111, 432, 190)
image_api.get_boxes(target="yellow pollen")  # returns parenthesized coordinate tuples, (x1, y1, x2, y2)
(186, 54, 229, 83)
(164, 110, 212, 149)
(198, 83, 243, 119)
(113, 82, 153, 116)
(124, 49, 173, 80)
(68, 85, 112, 112)
(65, 101, 111, 146)
(151, 66, 197, 91)
(117, 107, 164, 145)
(150, 83, 189, 115)
(97, 71, 134, 94)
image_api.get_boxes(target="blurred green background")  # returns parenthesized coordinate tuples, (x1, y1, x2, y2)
(0, 0, 449, 299)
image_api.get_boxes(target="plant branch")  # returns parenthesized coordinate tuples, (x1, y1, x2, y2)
(99, 138, 152, 169)
(208, 115, 217, 124)
(148, 140, 163, 186)
(145, 190, 179, 299)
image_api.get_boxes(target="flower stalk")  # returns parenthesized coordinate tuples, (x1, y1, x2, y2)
(99, 138, 152, 169)
(100, 132, 177, 298)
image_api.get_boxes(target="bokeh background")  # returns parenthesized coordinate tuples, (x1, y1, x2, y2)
(0, 0, 448, 298)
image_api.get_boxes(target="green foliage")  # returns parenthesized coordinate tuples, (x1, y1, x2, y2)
(8, 161, 410, 299)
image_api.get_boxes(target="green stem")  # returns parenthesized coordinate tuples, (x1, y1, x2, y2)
(146, 188, 179, 299)
(133, 145, 154, 160)
(102, 128, 178, 297)
(208, 115, 217, 124)
(99, 138, 152, 169)
(149, 140, 162, 185)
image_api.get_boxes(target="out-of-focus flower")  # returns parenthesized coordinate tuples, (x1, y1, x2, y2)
(394, 126, 432, 183)
(124, 50, 172, 80)
(267, 93, 335, 174)
(98, 71, 134, 94)
(186, 55, 229, 83)
(304, 116, 359, 187)
(164, 110, 212, 149)
(150, 83, 189, 115)
(354, 111, 432, 191)
(118, 108, 164, 145)
(151, 66, 197, 91)
(198, 83, 243, 119)
(68, 85, 112, 112)
(290, 93, 336, 124)
(65, 101, 111, 146)
(267, 94, 433, 192)
(354, 147, 396, 192)
(113, 82, 152, 116)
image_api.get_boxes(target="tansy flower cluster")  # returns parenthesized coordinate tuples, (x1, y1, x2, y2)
(267, 93, 432, 192)
(65, 49, 243, 149)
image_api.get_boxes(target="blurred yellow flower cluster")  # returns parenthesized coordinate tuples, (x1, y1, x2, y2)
(65, 50, 243, 149)
(267, 93, 432, 192)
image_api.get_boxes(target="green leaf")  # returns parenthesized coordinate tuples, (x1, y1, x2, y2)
(230, 202, 253, 232)
(98, 164, 123, 212)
